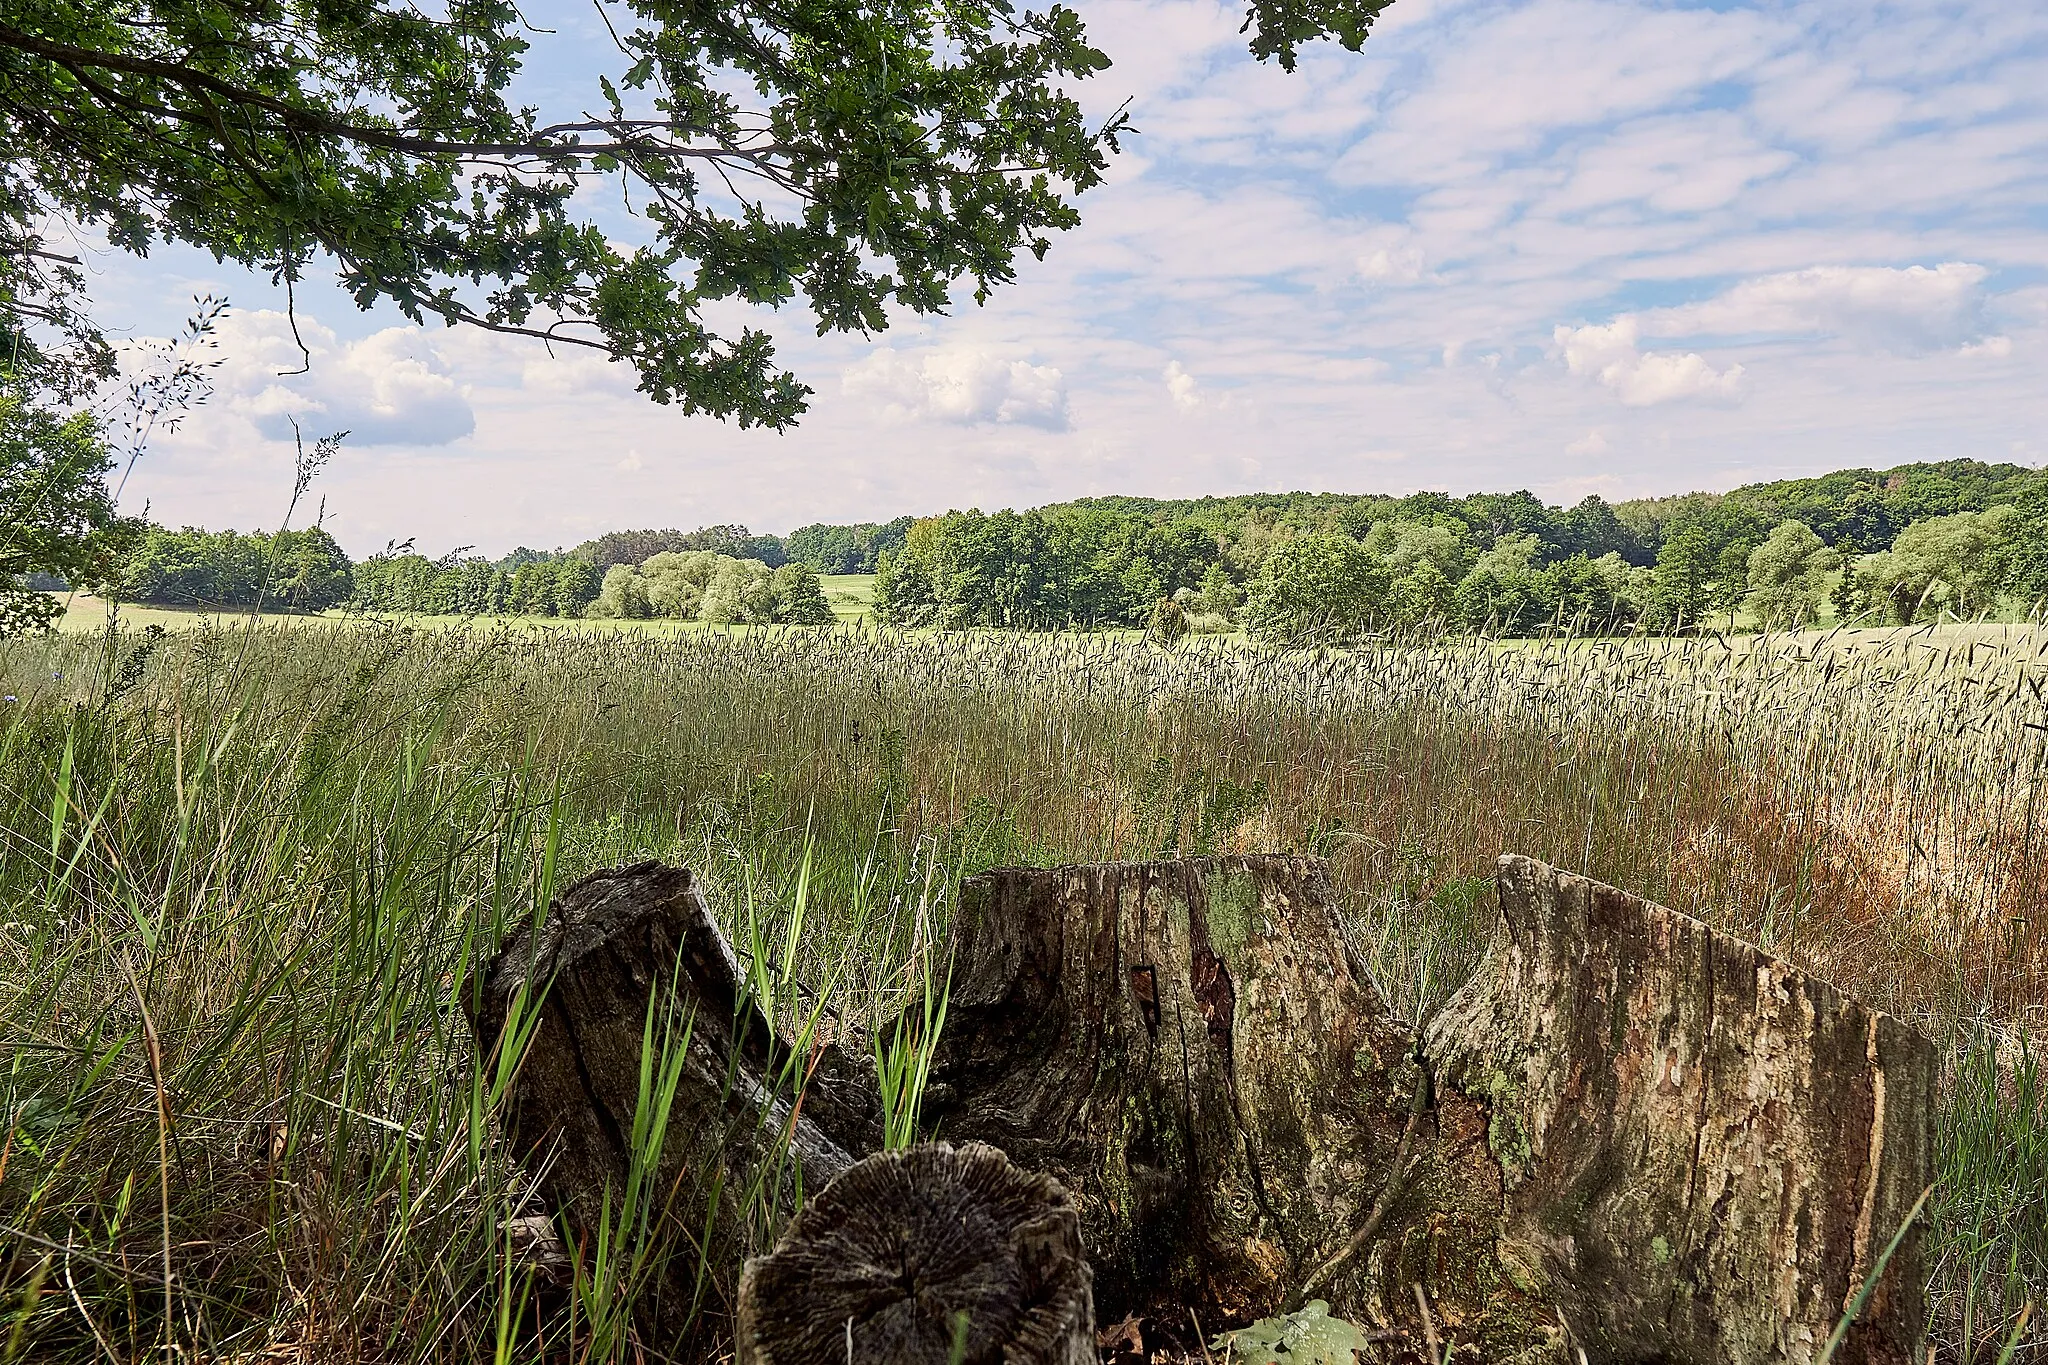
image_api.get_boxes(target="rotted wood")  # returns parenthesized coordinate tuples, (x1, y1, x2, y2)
(1423, 855, 1936, 1365)
(921, 856, 1559, 1359)
(734, 1142, 1094, 1365)
(472, 854, 1934, 1365)
(463, 861, 880, 1340)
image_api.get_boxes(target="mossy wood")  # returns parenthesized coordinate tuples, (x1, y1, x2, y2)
(471, 855, 1932, 1364)
(925, 856, 1553, 1357)
(734, 1142, 1094, 1365)
(1425, 855, 1935, 1364)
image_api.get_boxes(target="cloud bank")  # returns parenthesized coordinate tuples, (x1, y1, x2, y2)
(109, 0, 2048, 555)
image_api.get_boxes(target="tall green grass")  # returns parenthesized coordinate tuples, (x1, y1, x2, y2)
(1, 618, 2041, 1359)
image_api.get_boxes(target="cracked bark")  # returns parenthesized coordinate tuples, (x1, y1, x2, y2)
(922, 857, 1553, 1358)
(472, 855, 1933, 1364)
(1424, 856, 1935, 1364)
(463, 861, 879, 1345)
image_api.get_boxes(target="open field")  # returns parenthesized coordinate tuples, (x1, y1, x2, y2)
(820, 573, 876, 622)
(51, 582, 886, 634)
(1, 621, 2043, 1361)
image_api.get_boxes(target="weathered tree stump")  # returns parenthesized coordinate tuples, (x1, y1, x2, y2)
(472, 854, 1934, 1365)
(734, 1142, 1094, 1365)
(1424, 856, 1936, 1365)
(463, 861, 877, 1338)
(920, 856, 1553, 1356)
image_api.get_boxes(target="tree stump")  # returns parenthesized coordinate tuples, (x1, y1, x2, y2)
(1423, 855, 1936, 1365)
(734, 1142, 1094, 1365)
(921, 857, 1555, 1356)
(471, 855, 1935, 1364)
(464, 861, 878, 1339)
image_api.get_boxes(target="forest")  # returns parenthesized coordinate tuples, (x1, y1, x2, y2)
(102, 458, 2048, 640)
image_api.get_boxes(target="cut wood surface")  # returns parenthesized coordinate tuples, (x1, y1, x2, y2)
(735, 1142, 1094, 1365)
(463, 860, 876, 1339)
(471, 854, 1936, 1364)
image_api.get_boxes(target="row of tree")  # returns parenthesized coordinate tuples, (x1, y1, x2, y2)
(567, 517, 913, 576)
(112, 526, 844, 626)
(122, 526, 356, 611)
(872, 471, 2048, 640)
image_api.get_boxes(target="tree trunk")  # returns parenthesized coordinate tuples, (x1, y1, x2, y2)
(1424, 855, 1935, 1365)
(734, 1142, 1094, 1365)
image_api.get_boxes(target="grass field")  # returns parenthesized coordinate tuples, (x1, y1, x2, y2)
(1, 620, 2042, 1361)
(51, 579, 884, 634)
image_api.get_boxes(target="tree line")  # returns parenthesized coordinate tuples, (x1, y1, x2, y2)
(111, 527, 839, 625)
(870, 461, 2048, 640)
(32, 456, 2048, 638)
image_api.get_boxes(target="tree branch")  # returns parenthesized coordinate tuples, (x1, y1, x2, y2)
(0, 21, 786, 165)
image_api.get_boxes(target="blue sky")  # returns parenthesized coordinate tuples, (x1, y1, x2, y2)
(90, 0, 2048, 557)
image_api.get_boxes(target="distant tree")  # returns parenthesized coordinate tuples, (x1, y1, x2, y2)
(786, 522, 869, 575)
(769, 563, 836, 625)
(1452, 534, 1548, 634)
(506, 560, 561, 615)
(699, 558, 773, 624)
(123, 527, 218, 606)
(1388, 559, 1455, 629)
(1848, 508, 2015, 623)
(1560, 495, 1643, 563)
(640, 551, 719, 618)
(590, 564, 653, 619)
(552, 558, 602, 618)
(577, 529, 691, 572)
(268, 527, 355, 611)
(1460, 490, 1563, 555)
(1993, 478, 2048, 612)
(427, 558, 493, 616)
(872, 544, 940, 628)
(1744, 521, 1839, 630)
(1362, 518, 1474, 581)
(1647, 522, 1716, 632)
(351, 551, 445, 612)
(1242, 534, 1389, 646)
(1189, 562, 1245, 623)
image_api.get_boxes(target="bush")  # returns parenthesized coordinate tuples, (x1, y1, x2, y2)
(1145, 596, 1188, 645)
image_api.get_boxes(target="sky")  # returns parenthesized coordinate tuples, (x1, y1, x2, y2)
(83, 0, 2048, 558)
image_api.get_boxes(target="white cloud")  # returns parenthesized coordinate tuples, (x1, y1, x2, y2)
(842, 347, 1070, 430)
(1555, 317, 1745, 406)
(1644, 263, 1993, 352)
(1358, 244, 1427, 283)
(215, 311, 474, 446)
(98, 0, 2048, 554)
(1960, 335, 2013, 359)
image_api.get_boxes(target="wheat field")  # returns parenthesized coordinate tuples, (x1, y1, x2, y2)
(1, 619, 2041, 1361)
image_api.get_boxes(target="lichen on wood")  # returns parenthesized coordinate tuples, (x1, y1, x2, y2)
(1423, 855, 1936, 1364)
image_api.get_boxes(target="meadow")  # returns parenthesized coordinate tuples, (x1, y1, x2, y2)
(0, 618, 2042, 1362)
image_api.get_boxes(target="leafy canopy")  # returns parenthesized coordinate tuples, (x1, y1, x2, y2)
(0, 392, 140, 633)
(1, 0, 1391, 424)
